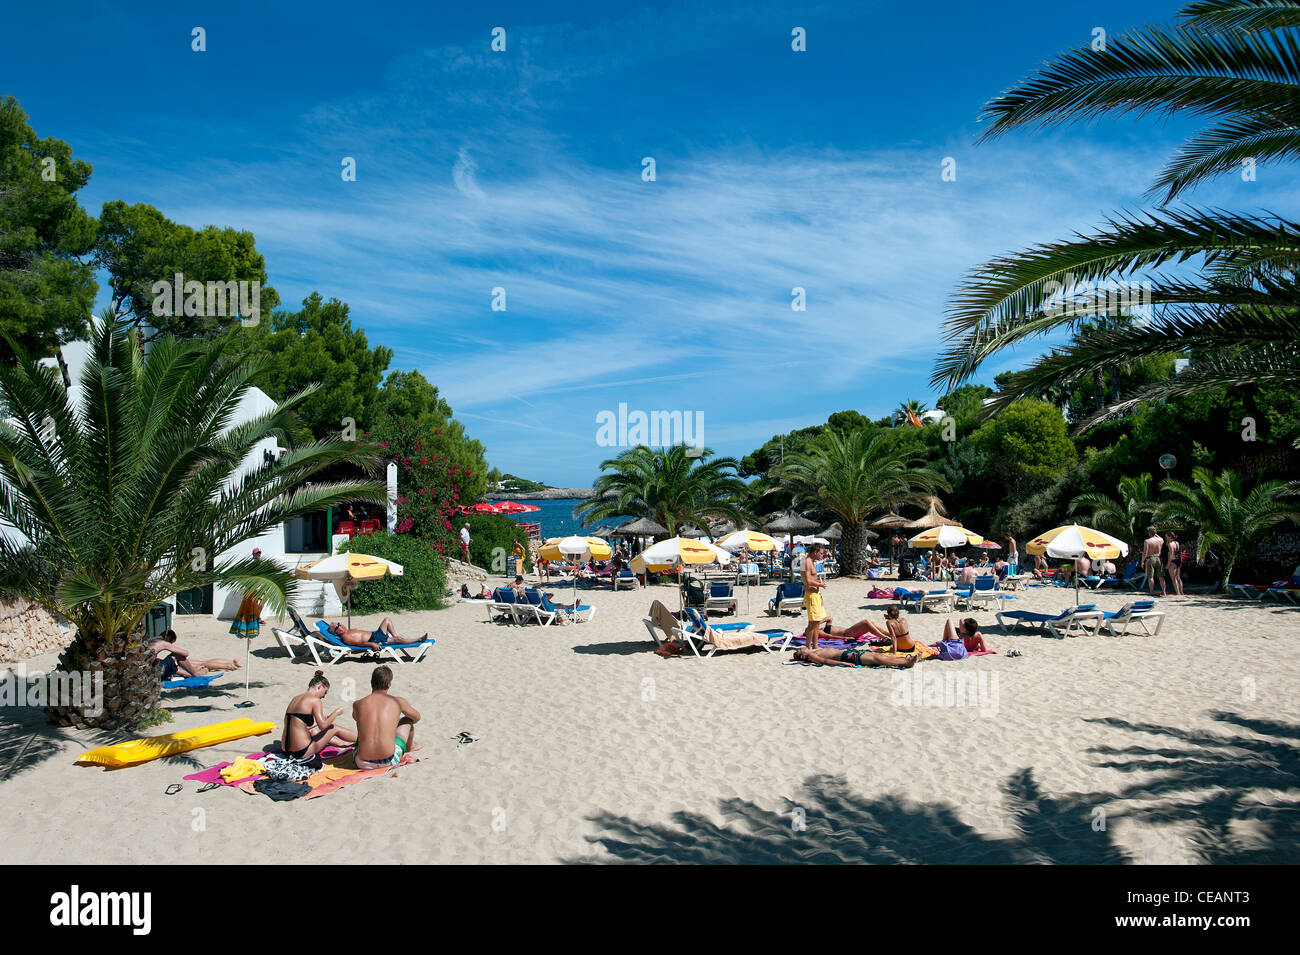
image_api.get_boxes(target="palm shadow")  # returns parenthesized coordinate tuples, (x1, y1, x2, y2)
(570, 713, 1300, 864)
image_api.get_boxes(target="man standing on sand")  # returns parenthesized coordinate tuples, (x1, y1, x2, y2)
(1142, 526, 1166, 597)
(460, 523, 472, 564)
(353, 665, 421, 770)
(802, 542, 829, 650)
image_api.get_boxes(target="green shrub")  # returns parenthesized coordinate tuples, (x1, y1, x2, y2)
(465, 513, 533, 573)
(340, 532, 447, 612)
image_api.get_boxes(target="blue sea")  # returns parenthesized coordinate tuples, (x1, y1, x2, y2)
(505, 498, 626, 539)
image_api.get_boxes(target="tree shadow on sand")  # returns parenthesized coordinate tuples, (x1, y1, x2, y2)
(570, 713, 1300, 864)
(569, 769, 1129, 864)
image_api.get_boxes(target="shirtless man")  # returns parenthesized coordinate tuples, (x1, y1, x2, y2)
(801, 543, 829, 650)
(352, 666, 422, 770)
(325, 618, 428, 651)
(1142, 526, 1166, 597)
(792, 645, 919, 668)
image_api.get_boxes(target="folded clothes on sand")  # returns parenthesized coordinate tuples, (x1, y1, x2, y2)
(219, 757, 265, 784)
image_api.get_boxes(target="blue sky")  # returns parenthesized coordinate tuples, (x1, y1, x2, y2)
(3, 1, 1293, 486)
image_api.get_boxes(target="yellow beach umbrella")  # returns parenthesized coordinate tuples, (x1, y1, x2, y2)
(537, 536, 612, 562)
(907, 525, 984, 549)
(1026, 524, 1128, 560)
(297, 552, 404, 626)
(630, 537, 731, 611)
(1027, 524, 1129, 604)
(716, 529, 780, 553)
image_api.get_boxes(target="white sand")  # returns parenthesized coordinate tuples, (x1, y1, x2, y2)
(1, 576, 1297, 864)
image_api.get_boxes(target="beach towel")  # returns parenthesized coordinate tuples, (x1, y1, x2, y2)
(183, 745, 351, 787)
(162, 674, 222, 689)
(303, 753, 419, 800)
(219, 757, 265, 784)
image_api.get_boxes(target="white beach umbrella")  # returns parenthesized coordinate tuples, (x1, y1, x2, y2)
(297, 552, 404, 627)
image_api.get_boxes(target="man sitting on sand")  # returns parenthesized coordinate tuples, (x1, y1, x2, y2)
(324, 618, 429, 651)
(352, 665, 421, 770)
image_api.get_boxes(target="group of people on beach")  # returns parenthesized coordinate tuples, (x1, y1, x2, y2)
(791, 542, 988, 669)
(280, 665, 422, 770)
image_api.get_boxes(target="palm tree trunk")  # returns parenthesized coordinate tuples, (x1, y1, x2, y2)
(45, 623, 160, 730)
(841, 520, 872, 577)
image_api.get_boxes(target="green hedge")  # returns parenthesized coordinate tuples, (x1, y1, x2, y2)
(465, 513, 533, 573)
(339, 532, 447, 612)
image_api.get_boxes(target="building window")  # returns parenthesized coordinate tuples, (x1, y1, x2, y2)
(284, 512, 327, 553)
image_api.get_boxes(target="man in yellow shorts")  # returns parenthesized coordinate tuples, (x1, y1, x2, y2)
(802, 542, 829, 650)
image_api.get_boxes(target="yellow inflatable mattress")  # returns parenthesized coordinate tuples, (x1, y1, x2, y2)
(75, 718, 275, 769)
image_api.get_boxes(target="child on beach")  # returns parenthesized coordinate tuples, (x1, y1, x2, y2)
(944, 617, 986, 654)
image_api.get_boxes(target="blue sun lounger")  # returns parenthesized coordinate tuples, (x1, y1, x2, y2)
(307, 621, 435, 665)
(996, 604, 1102, 637)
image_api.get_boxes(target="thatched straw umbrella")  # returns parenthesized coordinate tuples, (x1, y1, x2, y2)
(765, 512, 819, 578)
(619, 517, 669, 557)
(902, 496, 956, 530)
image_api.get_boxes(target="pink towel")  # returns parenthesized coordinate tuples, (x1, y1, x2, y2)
(183, 745, 352, 786)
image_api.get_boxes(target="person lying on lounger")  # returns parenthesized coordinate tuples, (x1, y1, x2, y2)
(819, 606, 916, 653)
(324, 619, 429, 651)
(353, 665, 422, 770)
(150, 629, 242, 679)
(282, 670, 357, 760)
(791, 645, 919, 668)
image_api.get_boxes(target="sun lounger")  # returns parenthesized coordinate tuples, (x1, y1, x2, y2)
(641, 601, 790, 658)
(706, 581, 737, 615)
(306, 621, 436, 665)
(996, 604, 1102, 637)
(1226, 583, 1266, 599)
(767, 581, 805, 615)
(955, 575, 1015, 611)
(1098, 600, 1166, 636)
(486, 588, 527, 624)
(519, 589, 596, 624)
(1265, 587, 1299, 604)
(898, 588, 955, 613)
(736, 562, 761, 586)
(614, 569, 640, 590)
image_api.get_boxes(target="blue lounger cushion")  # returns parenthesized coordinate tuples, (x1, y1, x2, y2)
(162, 674, 222, 689)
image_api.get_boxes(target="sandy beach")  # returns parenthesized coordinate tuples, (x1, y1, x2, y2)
(1, 576, 1297, 865)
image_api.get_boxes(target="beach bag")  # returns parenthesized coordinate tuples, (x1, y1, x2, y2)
(683, 578, 707, 608)
(460, 584, 471, 598)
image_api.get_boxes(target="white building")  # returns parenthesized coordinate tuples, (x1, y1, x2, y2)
(7, 334, 397, 622)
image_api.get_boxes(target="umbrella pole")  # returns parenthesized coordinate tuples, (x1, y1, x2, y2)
(235, 633, 254, 709)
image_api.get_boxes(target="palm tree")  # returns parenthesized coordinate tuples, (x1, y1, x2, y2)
(776, 429, 948, 576)
(933, 3, 1300, 429)
(579, 445, 749, 537)
(894, 398, 927, 425)
(0, 318, 386, 729)
(1157, 466, 1300, 584)
(1069, 473, 1161, 556)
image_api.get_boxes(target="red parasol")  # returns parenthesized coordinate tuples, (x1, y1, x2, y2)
(461, 502, 501, 514)
(493, 501, 541, 514)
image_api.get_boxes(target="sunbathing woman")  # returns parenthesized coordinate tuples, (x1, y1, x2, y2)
(822, 606, 916, 652)
(325, 619, 429, 651)
(151, 629, 242, 679)
(282, 671, 357, 760)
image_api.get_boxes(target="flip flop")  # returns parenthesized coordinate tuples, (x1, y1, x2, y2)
(197, 782, 220, 793)
(164, 783, 183, 796)
(451, 732, 478, 746)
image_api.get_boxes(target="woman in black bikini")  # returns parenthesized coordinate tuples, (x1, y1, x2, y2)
(282, 671, 357, 760)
